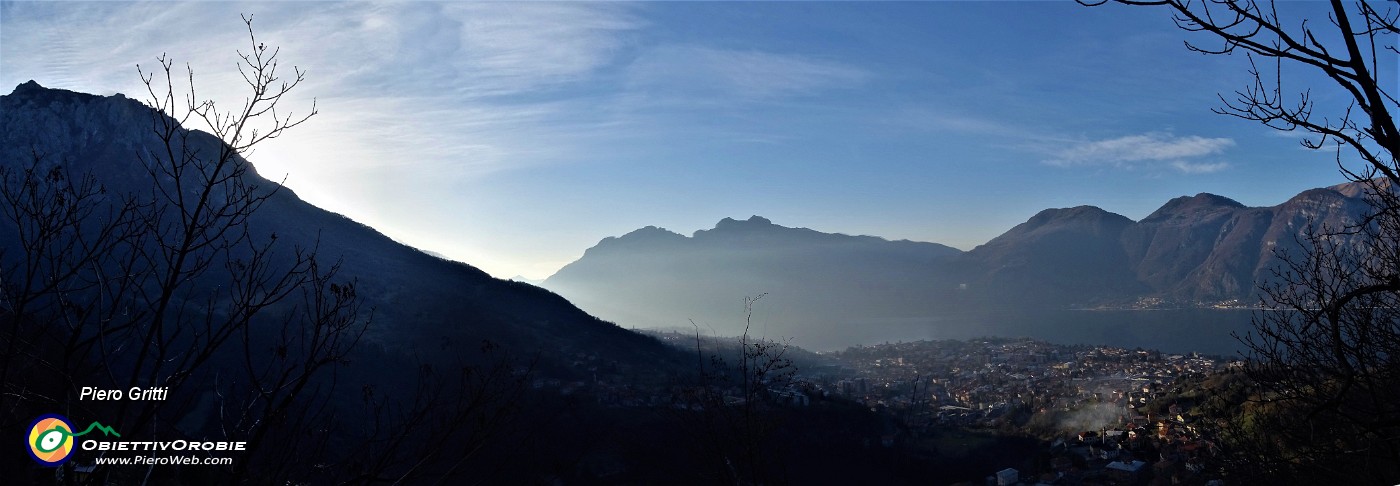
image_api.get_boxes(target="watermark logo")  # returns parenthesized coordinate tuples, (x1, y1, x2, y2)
(26, 414, 121, 466)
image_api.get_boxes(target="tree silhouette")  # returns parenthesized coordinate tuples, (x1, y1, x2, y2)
(0, 15, 365, 484)
(678, 294, 798, 485)
(1078, 1, 1400, 482)
(1, 15, 543, 485)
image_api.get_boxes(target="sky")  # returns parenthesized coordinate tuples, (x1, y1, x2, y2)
(0, 1, 1382, 280)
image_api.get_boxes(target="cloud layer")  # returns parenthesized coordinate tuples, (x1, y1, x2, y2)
(627, 45, 870, 99)
(1048, 133, 1234, 174)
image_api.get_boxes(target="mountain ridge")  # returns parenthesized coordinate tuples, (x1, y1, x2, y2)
(544, 180, 1372, 345)
(0, 81, 681, 375)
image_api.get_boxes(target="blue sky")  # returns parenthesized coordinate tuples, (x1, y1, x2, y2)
(0, 1, 1367, 279)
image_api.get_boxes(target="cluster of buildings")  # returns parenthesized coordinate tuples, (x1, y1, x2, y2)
(817, 338, 1236, 484)
(535, 334, 1238, 484)
(819, 338, 1227, 422)
(530, 344, 810, 410)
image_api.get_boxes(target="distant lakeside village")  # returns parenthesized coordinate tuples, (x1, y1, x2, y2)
(821, 339, 1231, 485)
(536, 331, 1234, 485)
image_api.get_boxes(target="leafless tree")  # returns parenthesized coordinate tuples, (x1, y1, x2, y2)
(680, 294, 797, 485)
(1078, 1, 1400, 482)
(223, 257, 371, 483)
(110, 11, 324, 442)
(0, 14, 368, 484)
(2, 14, 543, 485)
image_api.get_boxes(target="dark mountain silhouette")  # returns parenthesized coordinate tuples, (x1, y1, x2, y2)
(964, 205, 1142, 306)
(546, 184, 1377, 346)
(0, 81, 680, 375)
(1122, 193, 1248, 294)
(1130, 186, 1371, 301)
(546, 216, 964, 342)
(8, 81, 971, 485)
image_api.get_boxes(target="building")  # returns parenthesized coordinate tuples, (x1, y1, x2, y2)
(996, 467, 1019, 485)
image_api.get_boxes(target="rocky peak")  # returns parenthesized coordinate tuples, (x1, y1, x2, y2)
(1019, 206, 1132, 232)
(712, 215, 774, 230)
(1141, 193, 1245, 223)
(11, 79, 45, 95)
(1328, 178, 1397, 199)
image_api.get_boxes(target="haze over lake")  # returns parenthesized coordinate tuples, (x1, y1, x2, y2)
(804, 308, 1256, 357)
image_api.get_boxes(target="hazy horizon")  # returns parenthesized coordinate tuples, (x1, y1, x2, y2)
(1, 1, 1357, 280)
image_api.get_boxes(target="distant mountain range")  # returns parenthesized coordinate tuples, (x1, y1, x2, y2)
(544, 184, 1374, 342)
(547, 216, 964, 336)
(5, 80, 1372, 362)
(0, 81, 680, 376)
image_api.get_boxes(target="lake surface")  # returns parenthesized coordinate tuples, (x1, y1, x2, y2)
(798, 308, 1259, 357)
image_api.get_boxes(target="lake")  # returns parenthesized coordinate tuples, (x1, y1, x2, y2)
(797, 308, 1259, 357)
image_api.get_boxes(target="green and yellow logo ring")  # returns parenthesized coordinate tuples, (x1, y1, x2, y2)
(26, 414, 122, 466)
(27, 414, 76, 466)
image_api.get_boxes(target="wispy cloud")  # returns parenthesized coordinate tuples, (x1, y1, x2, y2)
(1047, 132, 1234, 174)
(1169, 160, 1230, 174)
(448, 3, 641, 96)
(283, 2, 642, 98)
(1, 0, 652, 252)
(1, 1, 645, 176)
(884, 107, 1021, 137)
(626, 45, 869, 99)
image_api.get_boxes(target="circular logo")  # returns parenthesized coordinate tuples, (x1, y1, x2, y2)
(27, 414, 75, 466)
